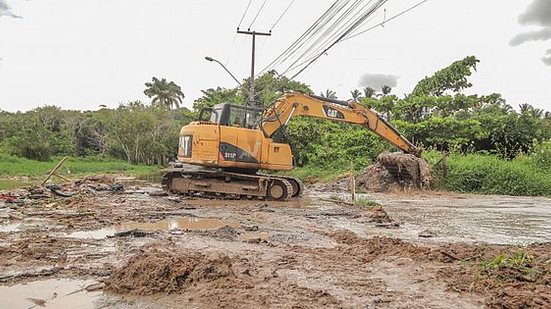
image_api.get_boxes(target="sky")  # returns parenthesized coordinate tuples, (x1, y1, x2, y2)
(0, 0, 550, 112)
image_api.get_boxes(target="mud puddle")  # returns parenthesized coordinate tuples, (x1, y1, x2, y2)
(0, 218, 57, 233)
(0, 279, 101, 308)
(66, 217, 240, 239)
(371, 193, 551, 244)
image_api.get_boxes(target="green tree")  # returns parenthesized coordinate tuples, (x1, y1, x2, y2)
(363, 87, 376, 99)
(193, 87, 244, 111)
(320, 89, 337, 99)
(411, 56, 479, 97)
(350, 89, 363, 102)
(144, 77, 185, 110)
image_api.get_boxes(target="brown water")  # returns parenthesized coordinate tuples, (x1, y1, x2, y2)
(0, 279, 101, 308)
(66, 217, 240, 239)
(369, 192, 551, 244)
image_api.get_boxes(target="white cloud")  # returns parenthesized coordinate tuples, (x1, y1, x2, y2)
(512, 0, 551, 66)
(543, 49, 551, 66)
(510, 28, 551, 46)
(0, 0, 21, 18)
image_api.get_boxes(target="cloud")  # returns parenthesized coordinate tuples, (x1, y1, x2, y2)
(358, 73, 399, 90)
(512, 0, 551, 66)
(0, 0, 21, 18)
(518, 0, 551, 26)
(510, 28, 551, 46)
(543, 49, 551, 66)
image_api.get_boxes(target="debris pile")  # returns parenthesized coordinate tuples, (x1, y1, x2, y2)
(0, 174, 127, 206)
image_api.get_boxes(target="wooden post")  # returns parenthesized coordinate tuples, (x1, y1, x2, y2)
(350, 173, 356, 203)
(442, 152, 448, 178)
(41, 156, 69, 186)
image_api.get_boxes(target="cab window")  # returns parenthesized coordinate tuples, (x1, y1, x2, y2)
(209, 108, 221, 123)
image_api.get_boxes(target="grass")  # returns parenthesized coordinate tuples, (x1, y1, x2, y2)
(354, 198, 381, 207)
(427, 151, 551, 197)
(283, 166, 347, 183)
(0, 153, 162, 189)
(479, 249, 537, 279)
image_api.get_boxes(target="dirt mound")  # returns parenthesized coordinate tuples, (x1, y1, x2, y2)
(105, 246, 234, 295)
(328, 231, 444, 262)
(328, 231, 551, 308)
(440, 242, 551, 308)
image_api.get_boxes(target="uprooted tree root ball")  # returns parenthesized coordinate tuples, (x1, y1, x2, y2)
(324, 152, 433, 193)
(105, 245, 234, 295)
(375, 152, 432, 189)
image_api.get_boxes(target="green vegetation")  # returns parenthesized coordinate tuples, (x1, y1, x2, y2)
(1, 58, 550, 196)
(480, 249, 535, 279)
(354, 198, 381, 207)
(0, 153, 160, 183)
(428, 146, 551, 196)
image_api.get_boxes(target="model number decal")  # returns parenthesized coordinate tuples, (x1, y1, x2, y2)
(224, 152, 236, 159)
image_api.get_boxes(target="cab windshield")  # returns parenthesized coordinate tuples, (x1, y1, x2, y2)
(209, 105, 263, 129)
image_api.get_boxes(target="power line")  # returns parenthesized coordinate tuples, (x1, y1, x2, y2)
(282, 0, 370, 75)
(290, 0, 388, 79)
(237, 0, 254, 29)
(258, 0, 344, 75)
(270, 0, 295, 31)
(283, 8, 382, 75)
(278, 0, 351, 66)
(343, 0, 431, 41)
(248, 0, 269, 30)
(288, 0, 431, 78)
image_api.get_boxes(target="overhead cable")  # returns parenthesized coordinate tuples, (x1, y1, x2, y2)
(343, 0, 431, 41)
(249, 0, 269, 29)
(270, 0, 296, 31)
(258, 0, 344, 74)
(290, 0, 388, 79)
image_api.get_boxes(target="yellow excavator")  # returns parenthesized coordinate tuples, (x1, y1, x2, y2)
(162, 92, 423, 200)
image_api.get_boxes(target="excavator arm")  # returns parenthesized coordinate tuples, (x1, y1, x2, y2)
(260, 92, 420, 157)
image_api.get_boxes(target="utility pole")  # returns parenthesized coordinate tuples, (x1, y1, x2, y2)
(237, 29, 271, 106)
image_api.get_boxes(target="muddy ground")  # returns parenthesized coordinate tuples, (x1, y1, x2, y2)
(0, 178, 550, 308)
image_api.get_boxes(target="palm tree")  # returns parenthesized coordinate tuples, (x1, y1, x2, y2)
(519, 103, 544, 118)
(350, 89, 363, 102)
(320, 89, 338, 100)
(519, 103, 531, 114)
(144, 77, 185, 109)
(544, 111, 551, 119)
(363, 87, 376, 99)
(381, 85, 392, 96)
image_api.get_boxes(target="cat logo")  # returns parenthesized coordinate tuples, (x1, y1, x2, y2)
(323, 105, 345, 119)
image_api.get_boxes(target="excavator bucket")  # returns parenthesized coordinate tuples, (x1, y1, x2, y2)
(377, 152, 432, 189)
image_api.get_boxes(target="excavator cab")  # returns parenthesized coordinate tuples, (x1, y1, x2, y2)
(202, 104, 264, 129)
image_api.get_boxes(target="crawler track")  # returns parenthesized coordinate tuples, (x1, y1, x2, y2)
(162, 167, 303, 201)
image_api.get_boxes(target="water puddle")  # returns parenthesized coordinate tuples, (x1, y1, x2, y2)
(0, 218, 54, 233)
(0, 279, 101, 308)
(0, 223, 19, 233)
(67, 217, 240, 239)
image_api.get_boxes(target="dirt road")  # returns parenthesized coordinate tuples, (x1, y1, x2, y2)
(0, 182, 550, 308)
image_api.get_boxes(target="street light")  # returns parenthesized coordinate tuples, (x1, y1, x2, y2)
(205, 56, 243, 88)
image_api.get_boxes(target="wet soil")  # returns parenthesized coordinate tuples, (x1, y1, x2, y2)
(0, 182, 550, 308)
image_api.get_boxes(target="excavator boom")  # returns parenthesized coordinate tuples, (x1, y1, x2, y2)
(260, 92, 420, 156)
